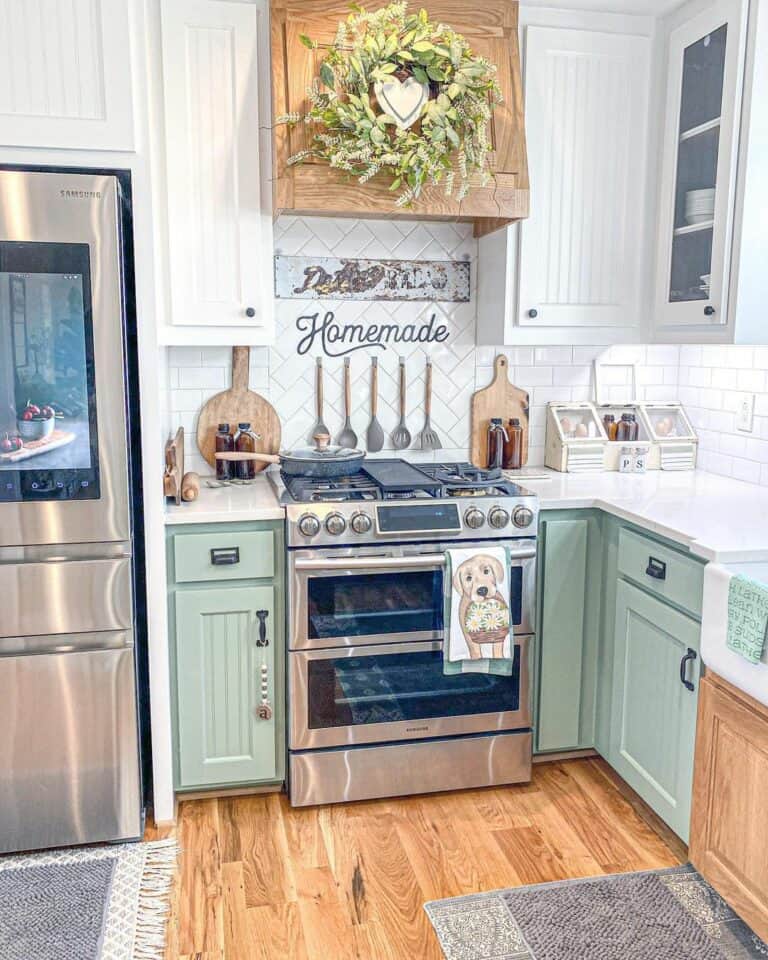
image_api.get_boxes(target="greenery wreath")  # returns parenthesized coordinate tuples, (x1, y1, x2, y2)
(277, 2, 502, 207)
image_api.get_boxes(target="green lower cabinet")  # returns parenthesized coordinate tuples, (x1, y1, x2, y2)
(174, 584, 278, 788)
(536, 512, 601, 753)
(608, 579, 701, 842)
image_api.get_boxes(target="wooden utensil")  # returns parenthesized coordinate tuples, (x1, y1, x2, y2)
(337, 357, 357, 449)
(417, 359, 441, 450)
(366, 357, 385, 453)
(391, 356, 412, 450)
(181, 472, 201, 502)
(196, 346, 280, 472)
(164, 427, 184, 504)
(470, 354, 530, 469)
(310, 357, 329, 443)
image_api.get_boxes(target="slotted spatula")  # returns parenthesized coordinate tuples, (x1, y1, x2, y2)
(366, 357, 385, 453)
(310, 357, 329, 443)
(417, 358, 441, 451)
(337, 357, 357, 449)
(391, 356, 411, 450)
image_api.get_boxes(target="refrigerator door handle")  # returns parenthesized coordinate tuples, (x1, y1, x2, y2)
(0, 630, 134, 658)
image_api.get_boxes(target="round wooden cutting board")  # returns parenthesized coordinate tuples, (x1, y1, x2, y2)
(196, 346, 281, 472)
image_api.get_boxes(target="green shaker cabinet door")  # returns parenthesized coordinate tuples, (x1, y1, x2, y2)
(175, 586, 277, 788)
(537, 515, 599, 752)
(609, 580, 700, 841)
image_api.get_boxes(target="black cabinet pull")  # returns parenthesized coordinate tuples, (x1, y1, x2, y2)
(704, 305, 716, 316)
(645, 557, 667, 581)
(528, 308, 538, 319)
(680, 648, 697, 692)
(256, 609, 269, 647)
(210, 546, 240, 566)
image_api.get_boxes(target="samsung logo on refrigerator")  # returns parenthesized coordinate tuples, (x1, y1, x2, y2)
(60, 189, 102, 199)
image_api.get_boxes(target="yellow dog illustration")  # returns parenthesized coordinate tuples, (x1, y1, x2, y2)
(452, 554, 511, 660)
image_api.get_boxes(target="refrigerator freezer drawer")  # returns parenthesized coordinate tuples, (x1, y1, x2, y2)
(0, 634, 142, 853)
(0, 556, 132, 638)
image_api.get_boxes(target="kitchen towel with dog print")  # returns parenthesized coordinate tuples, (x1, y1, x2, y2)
(444, 547, 513, 676)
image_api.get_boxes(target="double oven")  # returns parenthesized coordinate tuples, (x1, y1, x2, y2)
(287, 520, 537, 806)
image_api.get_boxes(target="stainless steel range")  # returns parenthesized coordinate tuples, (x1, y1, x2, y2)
(272, 460, 539, 807)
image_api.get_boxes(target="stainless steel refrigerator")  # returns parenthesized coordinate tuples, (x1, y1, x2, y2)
(0, 169, 144, 853)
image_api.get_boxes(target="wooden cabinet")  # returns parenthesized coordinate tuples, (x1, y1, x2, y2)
(691, 673, 768, 942)
(608, 580, 701, 842)
(654, 0, 748, 335)
(271, 0, 528, 235)
(158, 0, 274, 343)
(536, 512, 601, 753)
(167, 521, 284, 792)
(0, 0, 134, 151)
(175, 585, 277, 787)
(477, 24, 651, 344)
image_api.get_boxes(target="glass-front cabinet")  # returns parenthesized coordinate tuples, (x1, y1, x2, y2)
(655, 0, 746, 329)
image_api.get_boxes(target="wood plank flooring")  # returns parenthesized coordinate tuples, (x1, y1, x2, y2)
(151, 758, 684, 960)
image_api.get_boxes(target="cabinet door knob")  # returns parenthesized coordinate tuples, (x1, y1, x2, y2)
(528, 308, 538, 319)
(245, 306, 256, 318)
(704, 305, 716, 317)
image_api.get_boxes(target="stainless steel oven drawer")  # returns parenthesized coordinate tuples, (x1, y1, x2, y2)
(0, 556, 132, 638)
(289, 730, 532, 806)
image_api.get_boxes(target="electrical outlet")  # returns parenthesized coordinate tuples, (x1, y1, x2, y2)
(737, 392, 755, 432)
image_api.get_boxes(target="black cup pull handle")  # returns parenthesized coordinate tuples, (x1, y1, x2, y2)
(646, 557, 667, 581)
(680, 648, 697, 692)
(256, 609, 269, 647)
(210, 546, 240, 566)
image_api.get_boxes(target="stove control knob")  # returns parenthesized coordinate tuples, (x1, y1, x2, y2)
(488, 507, 510, 529)
(325, 512, 347, 536)
(512, 506, 535, 529)
(464, 508, 485, 530)
(350, 512, 372, 535)
(298, 513, 321, 538)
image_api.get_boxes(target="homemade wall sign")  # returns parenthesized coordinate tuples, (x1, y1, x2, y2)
(295, 310, 450, 357)
(275, 255, 470, 302)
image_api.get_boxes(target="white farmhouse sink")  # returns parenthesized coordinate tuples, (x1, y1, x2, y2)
(701, 562, 768, 708)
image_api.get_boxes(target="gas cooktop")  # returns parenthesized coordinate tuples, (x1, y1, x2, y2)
(269, 459, 539, 547)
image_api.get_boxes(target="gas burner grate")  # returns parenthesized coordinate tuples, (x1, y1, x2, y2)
(282, 471, 381, 503)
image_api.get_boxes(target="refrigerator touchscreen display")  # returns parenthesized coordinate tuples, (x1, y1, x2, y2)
(0, 242, 100, 501)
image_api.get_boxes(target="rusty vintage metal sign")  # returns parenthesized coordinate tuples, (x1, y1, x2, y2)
(274, 255, 470, 302)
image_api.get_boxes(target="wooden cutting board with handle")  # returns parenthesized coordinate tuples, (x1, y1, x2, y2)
(470, 354, 530, 469)
(196, 346, 281, 472)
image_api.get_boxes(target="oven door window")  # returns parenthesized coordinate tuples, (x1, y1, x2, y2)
(307, 569, 442, 641)
(0, 242, 99, 502)
(307, 647, 521, 729)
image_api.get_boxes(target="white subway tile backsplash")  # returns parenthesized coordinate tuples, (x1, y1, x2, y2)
(534, 346, 573, 365)
(178, 366, 228, 389)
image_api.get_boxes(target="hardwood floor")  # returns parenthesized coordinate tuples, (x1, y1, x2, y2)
(151, 758, 684, 960)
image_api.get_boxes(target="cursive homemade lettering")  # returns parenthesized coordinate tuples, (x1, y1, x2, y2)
(296, 310, 450, 357)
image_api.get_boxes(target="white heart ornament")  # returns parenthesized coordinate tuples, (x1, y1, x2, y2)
(373, 76, 429, 130)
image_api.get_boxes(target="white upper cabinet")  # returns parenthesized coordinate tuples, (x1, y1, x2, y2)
(477, 24, 651, 345)
(159, 0, 273, 343)
(654, 0, 747, 334)
(0, 0, 134, 151)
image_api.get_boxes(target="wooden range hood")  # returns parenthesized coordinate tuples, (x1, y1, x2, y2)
(270, 0, 529, 237)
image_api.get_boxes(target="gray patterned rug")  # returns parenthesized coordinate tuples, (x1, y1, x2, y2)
(0, 838, 177, 960)
(425, 865, 768, 960)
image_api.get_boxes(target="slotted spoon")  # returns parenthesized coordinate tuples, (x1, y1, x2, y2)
(310, 357, 329, 443)
(417, 359, 442, 451)
(391, 356, 412, 450)
(337, 357, 358, 449)
(366, 357, 385, 453)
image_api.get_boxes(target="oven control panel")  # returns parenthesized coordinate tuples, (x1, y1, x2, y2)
(286, 496, 538, 547)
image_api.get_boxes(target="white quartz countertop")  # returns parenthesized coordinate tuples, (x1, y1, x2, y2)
(164, 475, 284, 524)
(523, 469, 768, 563)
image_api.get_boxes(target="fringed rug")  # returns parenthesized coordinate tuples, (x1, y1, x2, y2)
(425, 864, 768, 960)
(0, 838, 177, 960)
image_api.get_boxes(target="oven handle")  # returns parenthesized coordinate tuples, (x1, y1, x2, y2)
(293, 547, 536, 572)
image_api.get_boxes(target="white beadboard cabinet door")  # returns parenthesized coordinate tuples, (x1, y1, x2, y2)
(0, 0, 134, 150)
(518, 27, 651, 329)
(160, 0, 272, 335)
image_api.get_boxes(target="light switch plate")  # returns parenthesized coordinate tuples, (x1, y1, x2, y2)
(737, 392, 755, 432)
